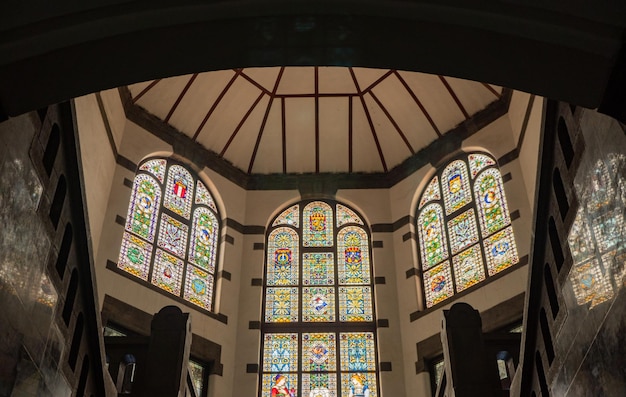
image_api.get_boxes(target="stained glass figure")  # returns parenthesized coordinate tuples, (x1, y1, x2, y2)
(118, 232, 152, 280)
(483, 226, 519, 276)
(164, 165, 194, 219)
(417, 204, 448, 269)
(303, 253, 334, 286)
(419, 176, 441, 210)
(303, 373, 337, 397)
(184, 264, 214, 310)
(189, 208, 218, 273)
(273, 205, 300, 228)
(338, 286, 372, 322)
(263, 333, 299, 372)
(151, 249, 184, 295)
(195, 181, 217, 212)
(267, 228, 299, 286)
(338, 227, 371, 285)
(336, 204, 364, 227)
(570, 260, 614, 307)
(468, 153, 496, 179)
(139, 159, 166, 183)
(474, 168, 511, 237)
(340, 373, 377, 397)
(302, 333, 337, 371)
(303, 287, 335, 322)
(157, 213, 189, 258)
(125, 174, 160, 242)
(447, 209, 479, 255)
(303, 202, 334, 247)
(265, 287, 299, 322)
(452, 245, 485, 292)
(423, 262, 453, 308)
(263, 374, 298, 397)
(339, 332, 376, 371)
(442, 160, 471, 215)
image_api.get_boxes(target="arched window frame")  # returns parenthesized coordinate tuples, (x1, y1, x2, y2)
(416, 152, 519, 308)
(116, 157, 221, 314)
(260, 200, 380, 397)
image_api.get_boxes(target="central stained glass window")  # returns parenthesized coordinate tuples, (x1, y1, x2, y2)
(261, 201, 379, 397)
(416, 152, 519, 308)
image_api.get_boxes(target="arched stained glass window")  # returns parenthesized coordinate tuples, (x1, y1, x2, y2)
(261, 200, 379, 397)
(416, 153, 519, 308)
(117, 158, 220, 312)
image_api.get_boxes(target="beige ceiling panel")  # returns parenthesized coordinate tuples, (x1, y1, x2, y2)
(250, 100, 284, 174)
(443, 77, 499, 118)
(276, 67, 315, 95)
(318, 97, 349, 173)
(397, 71, 466, 134)
(285, 98, 316, 173)
(351, 97, 384, 173)
(242, 67, 282, 92)
(127, 80, 153, 97)
(317, 67, 359, 94)
(134, 74, 192, 120)
(351, 67, 389, 92)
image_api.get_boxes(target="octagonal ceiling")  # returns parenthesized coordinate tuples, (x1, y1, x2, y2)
(128, 67, 503, 175)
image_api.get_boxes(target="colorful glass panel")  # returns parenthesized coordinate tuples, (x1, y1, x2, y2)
(118, 232, 152, 280)
(267, 228, 299, 286)
(125, 174, 160, 242)
(164, 165, 194, 219)
(195, 181, 217, 212)
(303, 287, 335, 322)
(303, 373, 337, 397)
(340, 373, 377, 397)
(184, 264, 214, 310)
(139, 158, 166, 183)
(442, 160, 471, 215)
(417, 204, 448, 269)
(188, 360, 205, 397)
(338, 286, 372, 322)
(189, 207, 218, 273)
(262, 374, 298, 397)
(339, 333, 376, 371)
(303, 201, 334, 247)
(447, 209, 479, 254)
(338, 227, 370, 285)
(303, 253, 334, 286)
(452, 245, 485, 292)
(569, 260, 614, 308)
(475, 168, 511, 237)
(336, 204, 364, 227)
(302, 333, 337, 371)
(483, 226, 519, 276)
(468, 153, 496, 179)
(423, 261, 453, 308)
(265, 287, 299, 322)
(263, 333, 299, 372)
(418, 176, 441, 210)
(151, 249, 184, 295)
(568, 208, 595, 265)
(157, 213, 189, 258)
(273, 205, 300, 228)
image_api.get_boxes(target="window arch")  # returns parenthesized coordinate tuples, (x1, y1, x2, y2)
(261, 200, 379, 397)
(117, 158, 220, 311)
(416, 153, 519, 308)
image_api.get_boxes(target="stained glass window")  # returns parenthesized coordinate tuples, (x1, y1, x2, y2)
(261, 200, 378, 397)
(416, 153, 519, 308)
(117, 158, 221, 312)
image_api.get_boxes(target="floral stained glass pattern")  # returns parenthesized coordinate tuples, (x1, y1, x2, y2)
(468, 153, 496, 179)
(118, 232, 152, 280)
(151, 249, 184, 295)
(189, 208, 218, 273)
(302, 333, 337, 371)
(273, 205, 300, 227)
(338, 227, 370, 284)
(125, 174, 160, 242)
(303, 253, 334, 285)
(419, 176, 441, 210)
(184, 264, 214, 310)
(164, 165, 194, 219)
(442, 160, 471, 215)
(475, 169, 510, 237)
(195, 181, 217, 212)
(418, 204, 448, 269)
(336, 204, 364, 227)
(263, 333, 298, 372)
(303, 373, 337, 397)
(452, 245, 485, 292)
(303, 287, 335, 322)
(267, 228, 299, 286)
(424, 262, 453, 307)
(265, 287, 299, 322)
(484, 226, 519, 276)
(341, 373, 377, 397)
(157, 213, 189, 258)
(304, 201, 334, 247)
(139, 159, 166, 183)
(447, 209, 479, 254)
(339, 333, 376, 371)
(338, 286, 372, 322)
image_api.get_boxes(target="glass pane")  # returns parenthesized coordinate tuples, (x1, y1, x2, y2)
(183, 264, 214, 310)
(452, 245, 485, 292)
(262, 374, 298, 397)
(125, 174, 161, 242)
(417, 204, 448, 270)
(188, 360, 205, 397)
(267, 228, 299, 286)
(447, 209, 479, 255)
(151, 249, 184, 295)
(442, 160, 471, 215)
(483, 226, 519, 276)
(265, 287, 299, 323)
(303, 287, 335, 322)
(189, 207, 218, 273)
(273, 204, 300, 228)
(340, 373, 377, 397)
(338, 227, 370, 285)
(195, 180, 217, 212)
(303, 373, 337, 397)
(303, 253, 334, 286)
(262, 333, 299, 372)
(157, 213, 189, 258)
(418, 176, 441, 210)
(338, 286, 372, 322)
(474, 168, 511, 237)
(423, 261, 453, 308)
(339, 332, 376, 371)
(164, 165, 194, 219)
(303, 201, 334, 247)
(468, 153, 496, 179)
(118, 232, 152, 280)
(336, 204, 364, 227)
(139, 158, 167, 183)
(302, 333, 337, 371)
